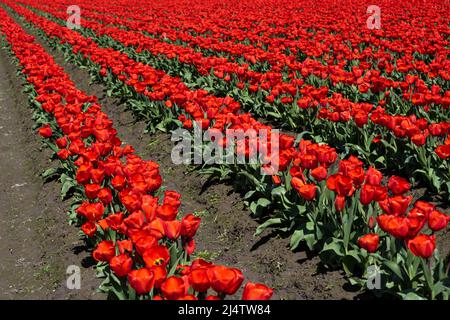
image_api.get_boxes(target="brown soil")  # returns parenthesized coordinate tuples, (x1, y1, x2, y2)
(16, 21, 361, 300)
(0, 47, 103, 299)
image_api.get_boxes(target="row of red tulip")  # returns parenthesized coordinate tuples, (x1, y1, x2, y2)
(22, 0, 450, 172)
(0, 5, 273, 300)
(7, 0, 450, 298)
(30, 0, 450, 121)
(42, 0, 450, 99)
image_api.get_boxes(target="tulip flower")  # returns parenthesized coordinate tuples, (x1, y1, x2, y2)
(242, 282, 273, 300)
(358, 233, 380, 253)
(128, 268, 154, 295)
(38, 124, 53, 138)
(110, 254, 133, 277)
(207, 266, 244, 295)
(407, 234, 436, 258)
(92, 240, 115, 262)
(161, 276, 186, 300)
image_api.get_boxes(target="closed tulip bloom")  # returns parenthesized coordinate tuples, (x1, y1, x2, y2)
(335, 195, 346, 212)
(207, 265, 244, 295)
(428, 210, 449, 231)
(358, 233, 379, 253)
(38, 124, 53, 138)
(435, 145, 450, 160)
(110, 254, 133, 277)
(365, 167, 383, 185)
(378, 196, 412, 216)
(57, 149, 70, 160)
(360, 184, 375, 205)
(128, 268, 154, 295)
(55, 136, 67, 148)
(242, 282, 273, 300)
(181, 214, 201, 238)
(97, 188, 113, 204)
(300, 154, 318, 169)
(111, 175, 126, 190)
(93, 240, 115, 262)
(163, 220, 181, 240)
(85, 183, 101, 199)
(310, 166, 328, 181)
(407, 234, 436, 258)
(161, 276, 186, 300)
(298, 184, 317, 201)
(388, 176, 410, 195)
(189, 267, 211, 292)
(377, 215, 409, 239)
(90, 168, 105, 184)
(290, 176, 305, 190)
(156, 204, 178, 221)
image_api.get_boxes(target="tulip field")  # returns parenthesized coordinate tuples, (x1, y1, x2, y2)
(0, 0, 449, 301)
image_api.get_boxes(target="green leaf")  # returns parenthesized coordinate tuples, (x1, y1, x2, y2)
(254, 218, 282, 236)
(383, 260, 405, 282)
(401, 292, 427, 300)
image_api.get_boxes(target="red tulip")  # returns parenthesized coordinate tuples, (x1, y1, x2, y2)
(242, 282, 273, 300)
(207, 265, 244, 295)
(85, 183, 101, 199)
(378, 196, 412, 216)
(428, 210, 449, 231)
(163, 220, 181, 240)
(298, 184, 317, 201)
(97, 188, 113, 204)
(310, 166, 328, 181)
(81, 221, 97, 237)
(57, 149, 70, 160)
(335, 195, 346, 212)
(149, 265, 167, 289)
(161, 276, 186, 300)
(435, 145, 450, 159)
(189, 267, 211, 292)
(110, 254, 133, 277)
(92, 240, 115, 262)
(387, 176, 410, 195)
(105, 212, 124, 231)
(128, 268, 154, 295)
(142, 245, 170, 267)
(407, 234, 436, 258)
(365, 167, 383, 185)
(38, 124, 53, 138)
(181, 213, 201, 238)
(358, 233, 379, 253)
(360, 184, 374, 205)
(156, 204, 178, 220)
(377, 215, 409, 239)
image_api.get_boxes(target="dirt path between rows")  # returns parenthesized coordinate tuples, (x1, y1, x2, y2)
(12, 19, 362, 299)
(0, 46, 102, 299)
